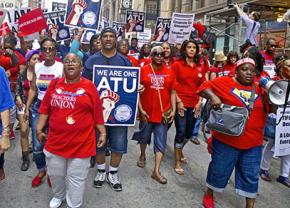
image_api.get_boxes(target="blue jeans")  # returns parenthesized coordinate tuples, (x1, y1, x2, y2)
(174, 108, 196, 148)
(31, 99, 46, 171)
(97, 126, 128, 154)
(132, 121, 168, 153)
(206, 138, 263, 198)
(191, 116, 201, 139)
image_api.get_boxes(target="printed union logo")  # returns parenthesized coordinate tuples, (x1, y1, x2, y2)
(59, 29, 68, 39)
(83, 11, 97, 26)
(216, 118, 224, 126)
(114, 104, 132, 122)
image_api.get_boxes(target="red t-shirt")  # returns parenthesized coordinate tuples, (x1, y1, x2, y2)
(260, 50, 276, 78)
(172, 59, 206, 107)
(127, 55, 139, 67)
(39, 78, 104, 158)
(197, 76, 267, 149)
(223, 63, 236, 77)
(140, 64, 176, 123)
(139, 57, 151, 67)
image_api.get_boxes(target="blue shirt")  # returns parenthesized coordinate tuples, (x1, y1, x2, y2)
(0, 67, 14, 113)
(83, 51, 132, 80)
(240, 15, 260, 45)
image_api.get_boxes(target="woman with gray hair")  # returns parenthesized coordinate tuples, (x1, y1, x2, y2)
(133, 46, 176, 184)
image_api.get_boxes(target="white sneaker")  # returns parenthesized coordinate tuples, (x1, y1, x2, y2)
(93, 169, 106, 188)
(107, 171, 122, 191)
(49, 197, 63, 208)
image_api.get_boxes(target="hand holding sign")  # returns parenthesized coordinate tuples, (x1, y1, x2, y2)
(100, 89, 120, 122)
(65, 0, 87, 26)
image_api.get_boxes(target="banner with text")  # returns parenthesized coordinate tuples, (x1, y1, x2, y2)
(64, 0, 102, 30)
(4, 8, 31, 33)
(125, 10, 145, 33)
(81, 29, 98, 44)
(153, 17, 171, 42)
(93, 65, 140, 126)
(44, 10, 71, 41)
(274, 106, 290, 157)
(137, 28, 151, 48)
(168, 12, 195, 44)
(112, 21, 125, 40)
(18, 8, 47, 37)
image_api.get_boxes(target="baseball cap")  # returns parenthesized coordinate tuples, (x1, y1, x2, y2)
(100, 27, 117, 37)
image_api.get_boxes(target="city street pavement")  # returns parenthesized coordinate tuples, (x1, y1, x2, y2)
(0, 123, 289, 208)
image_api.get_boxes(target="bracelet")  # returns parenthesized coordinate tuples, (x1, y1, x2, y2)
(2, 126, 10, 133)
(100, 133, 106, 136)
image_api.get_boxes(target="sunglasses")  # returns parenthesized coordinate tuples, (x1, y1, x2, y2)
(64, 60, 80, 65)
(152, 52, 165, 57)
(41, 47, 56, 53)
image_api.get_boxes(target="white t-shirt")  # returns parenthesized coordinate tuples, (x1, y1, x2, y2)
(35, 61, 63, 100)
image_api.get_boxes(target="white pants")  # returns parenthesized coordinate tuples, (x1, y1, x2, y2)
(44, 149, 90, 208)
(260, 139, 290, 177)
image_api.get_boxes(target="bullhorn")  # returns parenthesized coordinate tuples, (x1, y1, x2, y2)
(259, 77, 290, 106)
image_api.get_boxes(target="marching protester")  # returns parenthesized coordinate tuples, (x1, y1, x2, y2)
(138, 43, 151, 67)
(37, 53, 106, 208)
(199, 58, 271, 208)
(133, 46, 176, 184)
(129, 37, 139, 54)
(259, 38, 277, 78)
(209, 51, 227, 80)
(0, 66, 15, 181)
(161, 42, 176, 69)
(171, 40, 206, 175)
(117, 39, 139, 67)
(25, 37, 63, 188)
(223, 51, 239, 77)
(259, 54, 290, 188)
(15, 49, 40, 171)
(84, 27, 132, 192)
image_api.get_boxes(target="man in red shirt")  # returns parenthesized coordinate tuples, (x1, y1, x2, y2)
(260, 38, 277, 78)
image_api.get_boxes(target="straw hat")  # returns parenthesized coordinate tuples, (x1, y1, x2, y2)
(213, 51, 227, 62)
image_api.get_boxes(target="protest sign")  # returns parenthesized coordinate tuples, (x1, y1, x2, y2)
(0, 22, 10, 36)
(0, 9, 7, 26)
(81, 29, 98, 44)
(18, 8, 47, 37)
(52, 2, 66, 11)
(153, 18, 171, 42)
(168, 12, 195, 44)
(93, 65, 140, 126)
(4, 8, 31, 33)
(137, 28, 151, 48)
(274, 106, 290, 157)
(125, 10, 145, 33)
(64, 0, 102, 30)
(112, 21, 125, 40)
(44, 10, 71, 41)
(0, 0, 16, 9)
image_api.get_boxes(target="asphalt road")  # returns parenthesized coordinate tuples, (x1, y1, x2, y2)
(0, 123, 289, 208)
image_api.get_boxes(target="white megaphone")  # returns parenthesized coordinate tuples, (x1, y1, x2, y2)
(260, 77, 290, 106)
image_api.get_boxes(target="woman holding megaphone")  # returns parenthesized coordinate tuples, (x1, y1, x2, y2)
(259, 54, 290, 188)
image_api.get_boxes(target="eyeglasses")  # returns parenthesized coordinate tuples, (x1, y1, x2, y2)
(64, 60, 80, 65)
(41, 47, 56, 53)
(152, 52, 165, 57)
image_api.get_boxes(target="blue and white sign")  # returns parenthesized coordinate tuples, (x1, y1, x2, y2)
(52, 2, 66, 11)
(44, 11, 71, 42)
(153, 17, 171, 42)
(81, 29, 98, 44)
(93, 65, 140, 126)
(112, 21, 125, 40)
(64, 0, 102, 30)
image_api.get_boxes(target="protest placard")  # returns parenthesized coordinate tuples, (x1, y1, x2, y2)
(125, 10, 145, 33)
(137, 28, 151, 48)
(44, 10, 71, 41)
(64, 0, 102, 30)
(4, 8, 31, 33)
(81, 29, 98, 44)
(168, 12, 195, 44)
(52, 2, 66, 11)
(274, 106, 290, 157)
(0, 22, 10, 36)
(0, 9, 7, 26)
(93, 65, 140, 126)
(112, 21, 125, 40)
(153, 18, 171, 42)
(18, 8, 47, 37)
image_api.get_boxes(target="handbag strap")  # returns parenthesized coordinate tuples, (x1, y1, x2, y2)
(249, 22, 256, 38)
(150, 64, 164, 113)
(248, 83, 255, 114)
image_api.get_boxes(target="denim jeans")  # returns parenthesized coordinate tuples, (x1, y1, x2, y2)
(174, 108, 196, 148)
(31, 99, 46, 171)
(206, 138, 263, 198)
